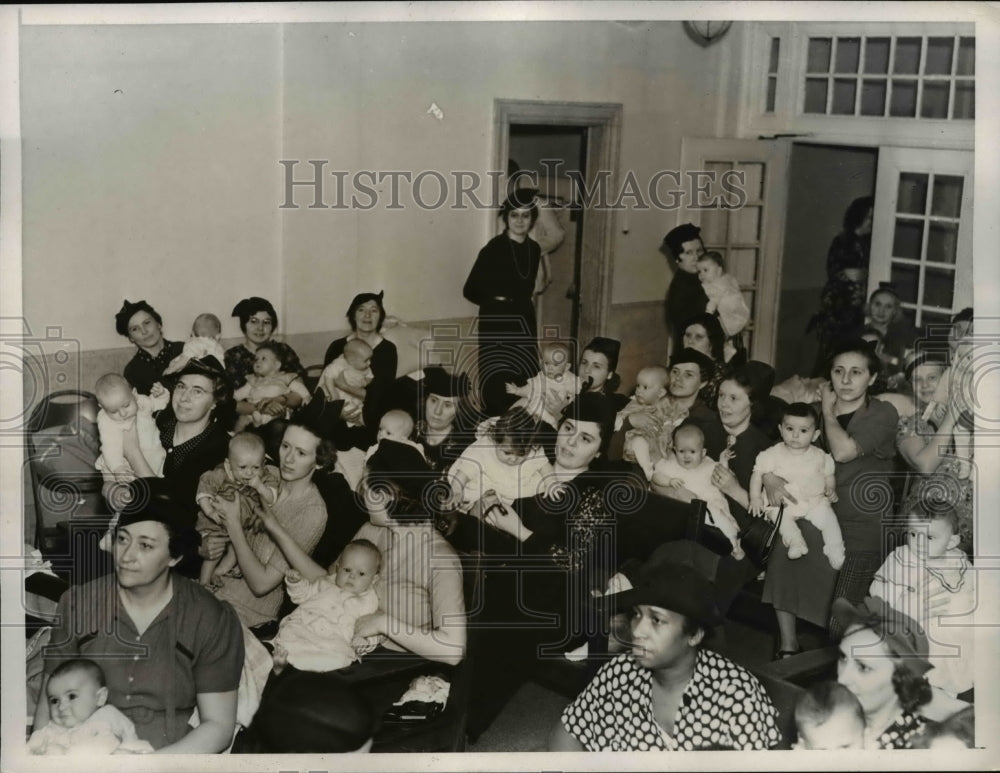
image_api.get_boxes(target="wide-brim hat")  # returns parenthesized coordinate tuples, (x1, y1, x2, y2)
(604, 560, 724, 628)
(115, 478, 197, 533)
(832, 596, 932, 678)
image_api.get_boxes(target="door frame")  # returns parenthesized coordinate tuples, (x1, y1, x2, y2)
(493, 99, 622, 347)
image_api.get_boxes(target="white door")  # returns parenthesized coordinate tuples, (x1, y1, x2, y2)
(869, 147, 974, 330)
(680, 138, 791, 362)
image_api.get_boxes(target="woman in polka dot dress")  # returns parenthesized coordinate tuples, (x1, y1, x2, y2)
(550, 561, 782, 751)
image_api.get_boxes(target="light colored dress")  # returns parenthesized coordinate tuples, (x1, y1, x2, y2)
(28, 704, 154, 755)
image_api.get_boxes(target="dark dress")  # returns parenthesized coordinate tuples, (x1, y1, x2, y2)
(665, 270, 709, 353)
(156, 411, 230, 511)
(322, 335, 398, 430)
(762, 398, 898, 629)
(124, 340, 184, 395)
(224, 341, 305, 391)
(807, 232, 870, 374)
(463, 233, 540, 416)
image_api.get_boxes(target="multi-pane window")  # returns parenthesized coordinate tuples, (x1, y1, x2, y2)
(765, 38, 780, 113)
(803, 35, 974, 119)
(889, 172, 964, 329)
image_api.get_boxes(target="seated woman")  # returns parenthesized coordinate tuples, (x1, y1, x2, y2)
(200, 419, 330, 629)
(119, 356, 233, 529)
(225, 297, 305, 393)
(550, 559, 782, 751)
(403, 366, 476, 473)
(833, 596, 969, 749)
(36, 491, 243, 752)
(323, 291, 399, 443)
(680, 312, 747, 408)
(115, 299, 185, 396)
(256, 438, 466, 666)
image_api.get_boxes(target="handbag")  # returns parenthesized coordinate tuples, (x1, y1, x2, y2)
(686, 499, 736, 558)
(738, 502, 784, 568)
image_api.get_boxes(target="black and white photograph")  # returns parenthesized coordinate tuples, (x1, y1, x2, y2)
(1, 2, 997, 770)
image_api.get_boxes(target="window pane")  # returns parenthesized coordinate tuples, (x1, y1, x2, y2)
(835, 37, 861, 73)
(897, 173, 928, 215)
(729, 248, 758, 286)
(922, 310, 953, 331)
(890, 262, 920, 304)
(925, 37, 955, 75)
(927, 222, 959, 265)
(735, 162, 764, 201)
(954, 81, 975, 119)
(865, 37, 890, 74)
(893, 37, 922, 74)
(956, 37, 975, 75)
(804, 78, 828, 113)
(931, 176, 964, 219)
(920, 81, 950, 119)
(924, 267, 955, 308)
(861, 79, 887, 115)
(832, 79, 857, 114)
(730, 206, 761, 244)
(769, 37, 780, 72)
(892, 220, 924, 260)
(808, 38, 832, 72)
(700, 208, 728, 246)
(890, 79, 918, 117)
(766, 76, 777, 112)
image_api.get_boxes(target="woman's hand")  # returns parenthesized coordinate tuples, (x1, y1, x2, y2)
(820, 381, 838, 415)
(711, 463, 742, 499)
(236, 400, 256, 416)
(355, 610, 389, 640)
(258, 396, 287, 417)
(484, 502, 532, 541)
(341, 401, 364, 425)
(352, 635, 380, 657)
(761, 472, 796, 506)
(198, 533, 228, 562)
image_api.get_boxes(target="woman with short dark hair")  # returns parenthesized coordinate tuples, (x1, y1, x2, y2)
(116, 299, 185, 395)
(225, 296, 305, 392)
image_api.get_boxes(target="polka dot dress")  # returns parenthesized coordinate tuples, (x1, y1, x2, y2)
(876, 711, 924, 749)
(561, 650, 782, 751)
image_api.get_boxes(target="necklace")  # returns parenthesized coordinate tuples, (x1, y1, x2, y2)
(508, 233, 531, 280)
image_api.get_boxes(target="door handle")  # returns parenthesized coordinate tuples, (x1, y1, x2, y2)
(565, 284, 579, 301)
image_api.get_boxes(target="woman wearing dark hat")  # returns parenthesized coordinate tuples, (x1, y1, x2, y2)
(225, 297, 305, 392)
(764, 339, 899, 657)
(680, 312, 747, 408)
(36, 486, 244, 752)
(807, 196, 874, 374)
(457, 392, 626, 739)
(122, 355, 233, 513)
(116, 299, 185, 395)
(322, 291, 398, 433)
(550, 560, 781, 751)
(411, 366, 475, 472)
(464, 188, 543, 416)
(831, 596, 957, 748)
(578, 336, 628, 411)
(896, 348, 973, 554)
(662, 223, 709, 355)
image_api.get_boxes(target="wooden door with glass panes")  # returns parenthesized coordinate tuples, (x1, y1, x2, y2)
(868, 147, 973, 334)
(680, 139, 789, 362)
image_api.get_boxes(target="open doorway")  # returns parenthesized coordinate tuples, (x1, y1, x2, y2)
(773, 142, 878, 380)
(494, 100, 622, 349)
(508, 124, 586, 343)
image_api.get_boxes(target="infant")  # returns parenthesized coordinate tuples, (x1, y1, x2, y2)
(28, 658, 153, 755)
(506, 341, 582, 426)
(792, 681, 865, 750)
(870, 505, 974, 698)
(365, 409, 426, 462)
(162, 312, 227, 376)
(617, 366, 675, 480)
(270, 539, 382, 673)
(196, 432, 280, 588)
(233, 342, 311, 431)
(749, 402, 844, 570)
(319, 338, 374, 427)
(94, 373, 168, 494)
(697, 251, 750, 337)
(651, 424, 743, 559)
(448, 408, 551, 514)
